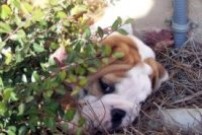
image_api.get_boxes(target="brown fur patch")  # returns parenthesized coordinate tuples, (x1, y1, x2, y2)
(102, 34, 141, 65)
(91, 34, 141, 80)
(144, 58, 167, 90)
(87, 33, 141, 96)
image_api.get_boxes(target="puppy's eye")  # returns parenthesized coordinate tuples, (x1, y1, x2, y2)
(99, 78, 115, 94)
(140, 101, 144, 106)
(83, 89, 89, 96)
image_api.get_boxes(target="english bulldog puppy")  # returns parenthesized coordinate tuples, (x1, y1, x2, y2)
(75, 32, 169, 131)
(55, 32, 168, 132)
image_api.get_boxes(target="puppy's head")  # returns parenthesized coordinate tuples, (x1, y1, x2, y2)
(78, 33, 168, 131)
(80, 62, 153, 130)
(79, 33, 143, 130)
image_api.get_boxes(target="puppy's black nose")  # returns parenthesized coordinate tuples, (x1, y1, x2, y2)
(111, 108, 126, 129)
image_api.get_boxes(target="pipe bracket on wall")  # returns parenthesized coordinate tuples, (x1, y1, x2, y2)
(172, 21, 190, 33)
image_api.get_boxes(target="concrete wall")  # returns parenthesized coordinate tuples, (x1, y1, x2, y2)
(92, 0, 202, 42)
(91, 0, 172, 31)
(188, 0, 202, 43)
(131, 0, 172, 30)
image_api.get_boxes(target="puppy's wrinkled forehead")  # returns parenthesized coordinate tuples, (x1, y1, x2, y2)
(101, 33, 141, 66)
(87, 34, 142, 96)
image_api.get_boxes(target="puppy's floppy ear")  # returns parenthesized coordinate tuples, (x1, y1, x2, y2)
(144, 58, 169, 90)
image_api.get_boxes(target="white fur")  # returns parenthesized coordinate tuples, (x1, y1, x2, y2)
(116, 63, 153, 103)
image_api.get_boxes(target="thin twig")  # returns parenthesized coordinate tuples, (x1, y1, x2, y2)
(171, 90, 202, 105)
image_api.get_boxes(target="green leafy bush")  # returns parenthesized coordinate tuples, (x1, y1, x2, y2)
(0, 0, 130, 134)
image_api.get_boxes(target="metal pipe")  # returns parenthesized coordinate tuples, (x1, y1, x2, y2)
(172, 0, 189, 48)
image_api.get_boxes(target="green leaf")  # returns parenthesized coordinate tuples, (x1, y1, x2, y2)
(0, 5, 12, 20)
(43, 90, 53, 98)
(32, 9, 44, 21)
(76, 128, 83, 135)
(0, 41, 6, 50)
(15, 50, 23, 63)
(16, 29, 26, 39)
(29, 115, 39, 126)
(22, 74, 28, 83)
(102, 45, 112, 56)
(78, 117, 85, 127)
(117, 28, 128, 35)
(31, 71, 40, 82)
(77, 59, 84, 64)
(97, 27, 104, 38)
(0, 123, 3, 129)
(85, 44, 95, 56)
(56, 11, 67, 19)
(45, 100, 58, 113)
(74, 41, 82, 52)
(58, 70, 66, 81)
(111, 17, 122, 31)
(18, 103, 25, 115)
(25, 96, 34, 103)
(83, 27, 91, 38)
(71, 86, 81, 96)
(8, 90, 18, 101)
(3, 88, 17, 101)
(64, 109, 76, 121)
(101, 58, 109, 64)
(49, 0, 58, 6)
(0, 102, 6, 116)
(4, 52, 12, 65)
(33, 43, 45, 53)
(78, 76, 87, 86)
(67, 51, 76, 63)
(0, 77, 3, 89)
(0, 22, 12, 33)
(67, 74, 77, 83)
(44, 117, 55, 129)
(10, 29, 26, 40)
(50, 42, 59, 50)
(75, 66, 85, 75)
(124, 18, 134, 24)
(112, 51, 125, 59)
(18, 126, 28, 135)
(70, 5, 87, 16)
(7, 126, 16, 135)
(11, 0, 21, 8)
(20, 2, 33, 15)
(87, 67, 97, 73)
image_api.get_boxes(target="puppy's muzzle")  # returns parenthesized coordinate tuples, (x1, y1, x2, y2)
(111, 108, 126, 129)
